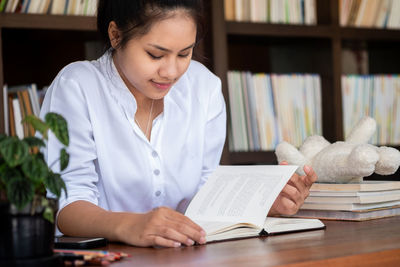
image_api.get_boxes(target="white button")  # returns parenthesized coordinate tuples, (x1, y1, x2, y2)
(152, 151, 158, 157)
(155, 191, 161, 196)
(153, 169, 160, 175)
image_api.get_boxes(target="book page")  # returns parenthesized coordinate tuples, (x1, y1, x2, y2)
(193, 220, 255, 235)
(185, 165, 297, 228)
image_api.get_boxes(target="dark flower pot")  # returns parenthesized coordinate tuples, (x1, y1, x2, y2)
(0, 201, 62, 267)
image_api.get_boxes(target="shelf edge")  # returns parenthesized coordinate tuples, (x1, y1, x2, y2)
(0, 13, 97, 31)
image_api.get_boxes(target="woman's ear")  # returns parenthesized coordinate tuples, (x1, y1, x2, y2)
(108, 21, 121, 49)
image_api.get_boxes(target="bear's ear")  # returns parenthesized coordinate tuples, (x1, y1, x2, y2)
(345, 116, 376, 144)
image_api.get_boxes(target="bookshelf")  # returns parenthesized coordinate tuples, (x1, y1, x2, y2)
(0, 13, 99, 133)
(209, 0, 400, 181)
(0, 3, 399, 179)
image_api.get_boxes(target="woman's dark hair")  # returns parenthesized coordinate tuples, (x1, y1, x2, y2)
(97, 0, 205, 51)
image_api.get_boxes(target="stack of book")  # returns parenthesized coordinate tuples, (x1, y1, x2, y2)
(292, 181, 400, 221)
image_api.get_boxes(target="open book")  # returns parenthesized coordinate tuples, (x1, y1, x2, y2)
(185, 165, 325, 243)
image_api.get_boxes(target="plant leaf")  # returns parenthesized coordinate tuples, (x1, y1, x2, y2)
(0, 163, 21, 185)
(23, 136, 46, 148)
(7, 175, 35, 210)
(21, 155, 48, 184)
(60, 148, 69, 171)
(0, 137, 29, 167)
(36, 152, 45, 161)
(44, 172, 67, 198)
(0, 134, 7, 143)
(45, 113, 69, 146)
(23, 115, 48, 139)
(41, 198, 54, 223)
(43, 206, 54, 223)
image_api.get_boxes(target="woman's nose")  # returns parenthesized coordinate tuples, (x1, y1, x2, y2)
(159, 58, 179, 80)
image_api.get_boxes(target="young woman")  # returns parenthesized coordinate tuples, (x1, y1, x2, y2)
(41, 0, 317, 248)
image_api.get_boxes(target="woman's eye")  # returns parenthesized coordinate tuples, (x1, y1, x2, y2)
(147, 52, 162, 59)
(178, 53, 190, 58)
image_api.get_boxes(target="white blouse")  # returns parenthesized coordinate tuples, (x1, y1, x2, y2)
(41, 51, 226, 222)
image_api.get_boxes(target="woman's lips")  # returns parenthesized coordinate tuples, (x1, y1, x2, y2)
(152, 81, 172, 90)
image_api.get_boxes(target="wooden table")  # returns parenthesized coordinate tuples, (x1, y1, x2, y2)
(104, 216, 400, 266)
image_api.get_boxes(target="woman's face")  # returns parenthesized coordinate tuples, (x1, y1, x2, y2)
(113, 10, 197, 101)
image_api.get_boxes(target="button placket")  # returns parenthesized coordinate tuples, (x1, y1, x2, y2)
(150, 149, 163, 200)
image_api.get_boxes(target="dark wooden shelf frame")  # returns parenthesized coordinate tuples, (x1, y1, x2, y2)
(0, 13, 97, 30)
(226, 22, 334, 38)
(229, 151, 278, 165)
(226, 22, 400, 41)
(340, 27, 400, 40)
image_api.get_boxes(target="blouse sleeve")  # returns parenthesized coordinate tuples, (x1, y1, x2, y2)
(199, 78, 227, 188)
(41, 66, 100, 214)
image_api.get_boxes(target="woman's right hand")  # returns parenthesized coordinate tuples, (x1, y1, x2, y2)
(116, 206, 206, 247)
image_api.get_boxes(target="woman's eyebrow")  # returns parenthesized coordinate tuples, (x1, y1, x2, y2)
(147, 43, 195, 52)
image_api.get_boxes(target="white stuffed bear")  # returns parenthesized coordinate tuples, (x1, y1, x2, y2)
(275, 116, 400, 183)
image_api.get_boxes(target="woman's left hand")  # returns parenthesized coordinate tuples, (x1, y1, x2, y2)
(269, 164, 318, 216)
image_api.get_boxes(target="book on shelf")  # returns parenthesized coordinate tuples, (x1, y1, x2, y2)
(253, 73, 278, 151)
(374, 0, 390, 27)
(226, 71, 248, 151)
(224, 0, 235, 21)
(4, 0, 20, 13)
(291, 205, 400, 221)
(7, 94, 15, 137)
(387, 0, 400, 29)
(11, 96, 24, 139)
(184, 165, 325, 243)
(50, 0, 67, 15)
(2, 84, 8, 135)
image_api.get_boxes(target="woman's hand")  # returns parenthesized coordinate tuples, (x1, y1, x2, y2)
(269, 164, 318, 216)
(116, 206, 206, 248)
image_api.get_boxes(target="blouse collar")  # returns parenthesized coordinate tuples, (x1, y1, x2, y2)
(99, 49, 137, 117)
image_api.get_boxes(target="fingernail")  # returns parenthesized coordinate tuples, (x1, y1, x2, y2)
(304, 165, 310, 173)
(200, 230, 206, 236)
(174, 242, 181, 247)
(187, 239, 195, 246)
(199, 237, 206, 244)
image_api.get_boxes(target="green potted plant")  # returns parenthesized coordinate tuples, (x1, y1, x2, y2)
(0, 113, 69, 266)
